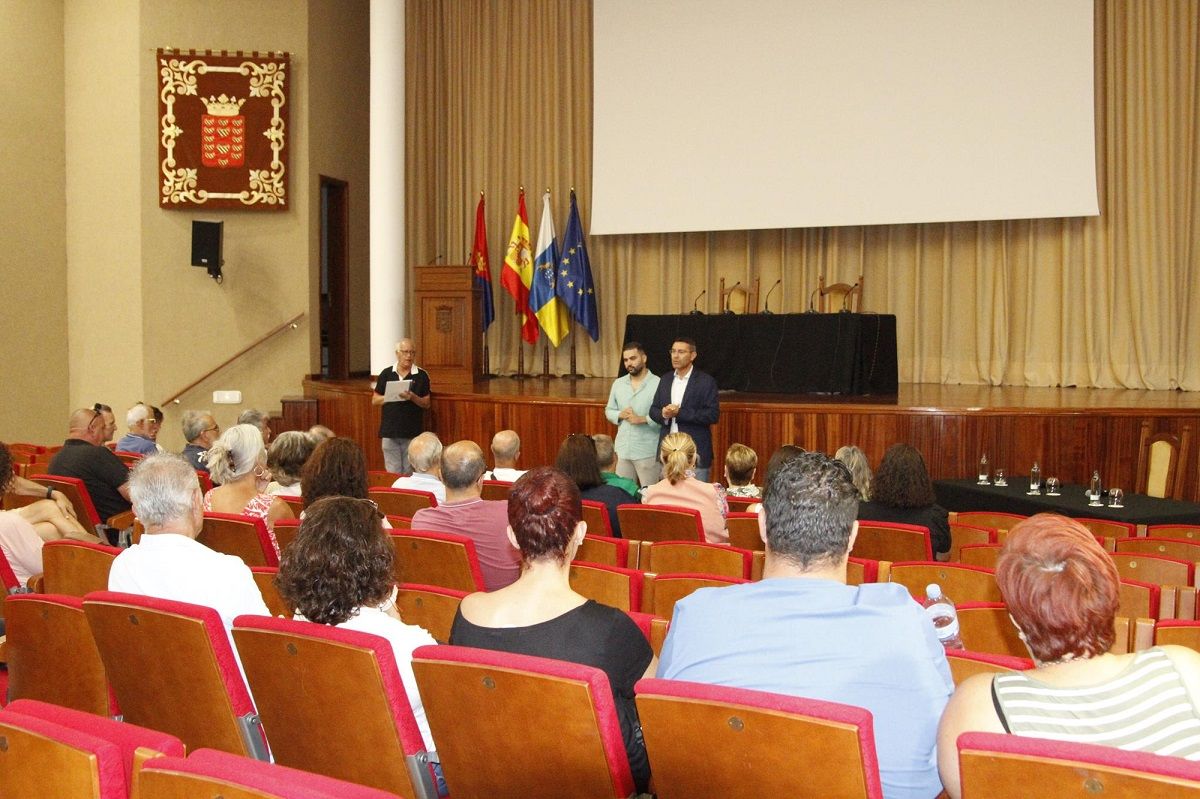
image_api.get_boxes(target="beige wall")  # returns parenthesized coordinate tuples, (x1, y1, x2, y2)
(0, 1, 68, 443)
(307, 0, 372, 375)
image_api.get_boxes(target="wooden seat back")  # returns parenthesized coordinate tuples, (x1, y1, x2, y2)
(275, 493, 304, 515)
(635, 677, 883, 798)
(1117, 536, 1200, 562)
(31, 474, 103, 533)
(248, 567, 291, 618)
(724, 495, 760, 513)
(888, 561, 1003, 604)
(646, 541, 753, 580)
(569, 562, 645, 612)
(1156, 620, 1200, 650)
(411, 644, 636, 799)
(575, 534, 632, 569)
(948, 522, 997, 562)
(1118, 578, 1162, 621)
(953, 511, 1025, 534)
(725, 512, 763, 551)
(389, 530, 485, 592)
(231, 616, 439, 799)
(1075, 517, 1137, 541)
(852, 521, 933, 562)
(617, 504, 705, 543)
(198, 513, 279, 567)
(83, 592, 268, 759)
(5, 594, 115, 716)
(945, 650, 1033, 685)
(955, 602, 1028, 659)
(271, 518, 301, 554)
(847, 557, 891, 585)
(394, 583, 468, 644)
(481, 480, 514, 502)
(368, 487, 437, 517)
(367, 470, 402, 487)
(1109, 551, 1194, 587)
(581, 499, 614, 537)
(643, 573, 750, 619)
(40, 540, 121, 597)
(959, 544, 1002, 569)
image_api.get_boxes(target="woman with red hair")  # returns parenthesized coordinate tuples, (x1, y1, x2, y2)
(449, 466, 655, 793)
(937, 513, 1200, 798)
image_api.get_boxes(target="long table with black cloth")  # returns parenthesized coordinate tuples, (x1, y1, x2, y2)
(934, 478, 1200, 527)
(620, 313, 898, 396)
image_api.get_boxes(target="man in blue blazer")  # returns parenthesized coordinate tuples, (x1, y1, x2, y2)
(650, 338, 720, 481)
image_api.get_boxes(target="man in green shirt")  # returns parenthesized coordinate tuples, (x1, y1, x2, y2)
(604, 341, 662, 487)
(593, 434, 640, 498)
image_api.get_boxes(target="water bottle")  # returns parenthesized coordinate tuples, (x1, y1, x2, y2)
(977, 453, 989, 484)
(1029, 461, 1041, 493)
(923, 583, 964, 650)
(1089, 470, 1102, 500)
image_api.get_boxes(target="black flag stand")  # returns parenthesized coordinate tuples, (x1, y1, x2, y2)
(562, 320, 586, 380)
(481, 330, 498, 379)
(512, 337, 533, 379)
(540, 338, 558, 378)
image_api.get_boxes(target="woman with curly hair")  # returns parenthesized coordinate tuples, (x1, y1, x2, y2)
(937, 514, 1200, 798)
(276, 496, 437, 754)
(0, 442, 102, 585)
(856, 443, 950, 556)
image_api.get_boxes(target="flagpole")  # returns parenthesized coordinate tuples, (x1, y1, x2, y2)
(481, 332, 497, 379)
(512, 339, 532, 379)
(562, 319, 585, 380)
(540, 338, 558, 379)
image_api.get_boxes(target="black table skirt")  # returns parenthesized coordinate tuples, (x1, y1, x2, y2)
(621, 313, 898, 395)
(934, 479, 1200, 527)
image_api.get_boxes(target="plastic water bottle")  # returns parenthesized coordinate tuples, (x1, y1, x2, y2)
(924, 583, 964, 650)
(1029, 461, 1041, 493)
(1089, 470, 1102, 500)
(977, 453, 989, 484)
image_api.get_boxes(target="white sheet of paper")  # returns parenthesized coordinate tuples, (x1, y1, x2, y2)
(383, 379, 412, 402)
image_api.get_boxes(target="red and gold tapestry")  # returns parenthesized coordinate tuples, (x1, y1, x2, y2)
(157, 49, 290, 210)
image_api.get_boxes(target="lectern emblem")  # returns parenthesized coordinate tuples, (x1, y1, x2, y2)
(436, 306, 453, 334)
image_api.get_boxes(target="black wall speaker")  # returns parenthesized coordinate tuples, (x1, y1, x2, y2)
(191, 220, 224, 280)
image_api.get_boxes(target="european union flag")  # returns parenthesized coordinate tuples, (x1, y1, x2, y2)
(555, 190, 599, 341)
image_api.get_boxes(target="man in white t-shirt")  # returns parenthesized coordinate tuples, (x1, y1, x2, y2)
(483, 430, 527, 483)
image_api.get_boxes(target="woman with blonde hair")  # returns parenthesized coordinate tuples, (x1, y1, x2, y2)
(202, 423, 294, 553)
(642, 432, 728, 543)
(834, 445, 872, 501)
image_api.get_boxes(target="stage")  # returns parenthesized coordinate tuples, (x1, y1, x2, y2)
(291, 378, 1200, 503)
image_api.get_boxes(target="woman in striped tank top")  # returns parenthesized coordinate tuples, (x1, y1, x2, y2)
(937, 514, 1200, 799)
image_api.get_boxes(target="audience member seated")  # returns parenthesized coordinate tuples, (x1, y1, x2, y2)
(202, 424, 294, 552)
(308, 424, 335, 444)
(835, 444, 873, 501)
(556, 433, 633, 539)
(301, 437, 370, 505)
(0, 442, 103, 585)
(857, 443, 950, 557)
(482, 429, 527, 482)
(937, 513, 1200, 798)
(723, 442, 760, 498)
(148, 405, 165, 444)
(47, 407, 132, 523)
(180, 410, 220, 474)
(449, 466, 654, 794)
(642, 432, 727, 543)
(109, 454, 270, 633)
(593, 434, 639, 499)
(265, 431, 315, 497)
(237, 408, 272, 445)
(94, 402, 117, 445)
(411, 441, 519, 590)
(659, 449, 952, 799)
(276, 495, 438, 754)
(391, 432, 446, 503)
(115, 403, 160, 455)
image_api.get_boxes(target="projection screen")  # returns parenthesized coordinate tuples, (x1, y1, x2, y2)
(591, 0, 1098, 235)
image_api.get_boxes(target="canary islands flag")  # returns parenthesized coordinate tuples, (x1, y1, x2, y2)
(530, 191, 570, 347)
(556, 190, 599, 341)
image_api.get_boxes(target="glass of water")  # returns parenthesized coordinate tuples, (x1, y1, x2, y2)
(994, 468, 1007, 486)
(1045, 476, 1060, 496)
(1109, 488, 1124, 508)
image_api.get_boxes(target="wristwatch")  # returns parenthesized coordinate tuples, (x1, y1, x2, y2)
(45, 486, 54, 500)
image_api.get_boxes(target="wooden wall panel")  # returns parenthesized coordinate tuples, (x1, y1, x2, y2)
(303, 378, 1200, 499)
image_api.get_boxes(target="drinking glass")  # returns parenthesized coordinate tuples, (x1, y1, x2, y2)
(1045, 476, 1060, 496)
(994, 468, 1007, 486)
(1109, 488, 1124, 508)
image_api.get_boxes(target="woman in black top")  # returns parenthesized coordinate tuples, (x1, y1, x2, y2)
(857, 443, 951, 556)
(449, 466, 654, 792)
(554, 433, 633, 538)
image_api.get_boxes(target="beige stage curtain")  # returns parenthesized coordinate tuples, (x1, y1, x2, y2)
(406, 0, 1200, 390)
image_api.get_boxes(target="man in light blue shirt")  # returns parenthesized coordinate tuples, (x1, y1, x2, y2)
(604, 341, 662, 487)
(658, 451, 953, 799)
(391, 432, 446, 503)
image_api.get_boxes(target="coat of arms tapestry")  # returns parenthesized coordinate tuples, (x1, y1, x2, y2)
(158, 49, 290, 210)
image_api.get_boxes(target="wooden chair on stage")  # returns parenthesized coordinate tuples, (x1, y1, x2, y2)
(1136, 421, 1192, 499)
(1117, 536, 1200, 562)
(411, 645, 637, 799)
(817, 274, 863, 313)
(718, 277, 760, 314)
(636, 678, 883, 799)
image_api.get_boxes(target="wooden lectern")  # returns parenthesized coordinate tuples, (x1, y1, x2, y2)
(413, 265, 482, 387)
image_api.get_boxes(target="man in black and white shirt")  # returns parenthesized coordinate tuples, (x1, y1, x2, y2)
(372, 338, 432, 474)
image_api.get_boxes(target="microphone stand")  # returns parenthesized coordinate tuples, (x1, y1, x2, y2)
(689, 289, 707, 315)
(762, 279, 782, 314)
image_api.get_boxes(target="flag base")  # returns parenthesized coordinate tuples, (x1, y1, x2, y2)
(561, 372, 586, 380)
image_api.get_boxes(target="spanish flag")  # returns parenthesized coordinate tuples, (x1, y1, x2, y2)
(500, 188, 539, 344)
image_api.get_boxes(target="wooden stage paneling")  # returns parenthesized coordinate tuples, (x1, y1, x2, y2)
(297, 378, 1200, 502)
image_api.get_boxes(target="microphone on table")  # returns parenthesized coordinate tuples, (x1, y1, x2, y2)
(841, 281, 860, 312)
(689, 289, 707, 315)
(806, 286, 820, 313)
(762, 278, 782, 315)
(722, 281, 741, 314)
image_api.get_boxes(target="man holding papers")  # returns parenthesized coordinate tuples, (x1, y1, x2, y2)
(372, 338, 432, 473)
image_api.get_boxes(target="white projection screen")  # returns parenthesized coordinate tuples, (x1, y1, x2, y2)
(591, 0, 1098, 235)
